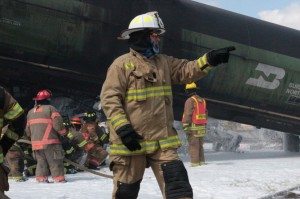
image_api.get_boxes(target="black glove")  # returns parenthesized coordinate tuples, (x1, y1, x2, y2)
(0, 135, 15, 156)
(116, 124, 144, 151)
(207, 46, 236, 66)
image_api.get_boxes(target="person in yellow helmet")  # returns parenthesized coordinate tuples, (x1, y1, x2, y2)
(182, 82, 207, 167)
(101, 11, 235, 199)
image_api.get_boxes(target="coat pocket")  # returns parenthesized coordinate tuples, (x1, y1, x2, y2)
(131, 70, 146, 102)
(109, 155, 130, 171)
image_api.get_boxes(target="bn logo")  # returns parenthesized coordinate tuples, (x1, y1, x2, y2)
(246, 63, 285, 90)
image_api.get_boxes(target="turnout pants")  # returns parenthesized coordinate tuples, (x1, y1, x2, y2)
(33, 144, 65, 182)
(187, 131, 205, 166)
(0, 164, 9, 192)
(0, 191, 10, 199)
(110, 148, 192, 199)
(6, 149, 24, 180)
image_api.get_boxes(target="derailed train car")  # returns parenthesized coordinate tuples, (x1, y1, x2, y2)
(1, 0, 300, 144)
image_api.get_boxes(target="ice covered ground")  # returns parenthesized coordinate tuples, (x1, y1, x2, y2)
(6, 144, 300, 199)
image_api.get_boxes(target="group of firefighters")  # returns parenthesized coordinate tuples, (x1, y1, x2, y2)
(0, 10, 235, 199)
(4, 89, 110, 184)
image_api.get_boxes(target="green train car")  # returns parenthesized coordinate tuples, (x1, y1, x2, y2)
(1, 0, 300, 144)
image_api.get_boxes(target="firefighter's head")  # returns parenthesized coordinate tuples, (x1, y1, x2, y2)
(70, 116, 82, 131)
(63, 119, 71, 129)
(185, 82, 199, 97)
(83, 111, 97, 123)
(119, 11, 165, 56)
(33, 89, 52, 105)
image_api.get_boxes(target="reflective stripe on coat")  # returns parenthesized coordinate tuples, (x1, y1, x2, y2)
(100, 49, 211, 155)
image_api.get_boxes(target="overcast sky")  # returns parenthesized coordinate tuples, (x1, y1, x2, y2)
(193, 0, 300, 30)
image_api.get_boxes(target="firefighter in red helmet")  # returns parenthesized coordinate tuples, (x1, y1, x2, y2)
(61, 116, 91, 174)
(32, 89, 52, 101)
(70, 117, 82, 131)
(25, 89, 67, 183)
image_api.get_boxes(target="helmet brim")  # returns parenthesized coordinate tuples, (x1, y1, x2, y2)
(119, 28, 165, 40)
(33, 97, 49, 100)
(33, 97, 42, 100)
(71, 122, 81, 125)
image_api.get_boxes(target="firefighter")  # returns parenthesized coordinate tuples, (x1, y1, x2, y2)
(61, 118, 78, 174)
(83, 111, 109, 147)
(25, 89, 67, 183)
(0, 86, 25, 198)
(62, 117, 94, 173)
(70, 116, 95, 166)
(100, 11, 235, 199)
(182, 82, 207, 167)
(81, 111, 108, 169)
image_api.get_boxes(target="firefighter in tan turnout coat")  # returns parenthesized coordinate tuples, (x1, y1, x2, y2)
(100, 11, 235, 199)
(0, 86, 25, 199)
(182, 82, 207, 167)
(81, 112, 108, 169)
(25, 90, 67, 183)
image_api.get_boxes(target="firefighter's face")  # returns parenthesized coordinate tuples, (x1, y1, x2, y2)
(150, 32, 160, 54)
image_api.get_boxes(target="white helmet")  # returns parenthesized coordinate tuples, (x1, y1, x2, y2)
(119, 11, 165, 40)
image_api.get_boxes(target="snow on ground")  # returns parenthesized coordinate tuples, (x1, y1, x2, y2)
(6, 144, 300, 199)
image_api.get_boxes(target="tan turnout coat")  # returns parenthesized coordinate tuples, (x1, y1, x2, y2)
(100, 49, 211, 155)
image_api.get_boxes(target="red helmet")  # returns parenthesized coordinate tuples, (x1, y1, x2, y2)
(71, 116, 82, 125)
(33, 89, 52, 100)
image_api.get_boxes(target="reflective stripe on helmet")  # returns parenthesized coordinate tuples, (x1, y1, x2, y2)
(71, 116, 82, 125)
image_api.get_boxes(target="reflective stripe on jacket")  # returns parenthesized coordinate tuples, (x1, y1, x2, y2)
(100, 49, 211, 153)
(0, 87, 25, 163)
(182, 96, 207, 125)
(25, 105, 66, 150)
(182, 95, 207, 137)
(110, 135, 181, 155)
(65, 128, 88, 150)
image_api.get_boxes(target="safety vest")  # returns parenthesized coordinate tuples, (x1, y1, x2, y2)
(182, 96, 207, 125)
(191, 96, 207, 125)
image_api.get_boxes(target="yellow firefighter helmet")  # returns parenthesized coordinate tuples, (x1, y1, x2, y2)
(185, 82, 198, 90)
